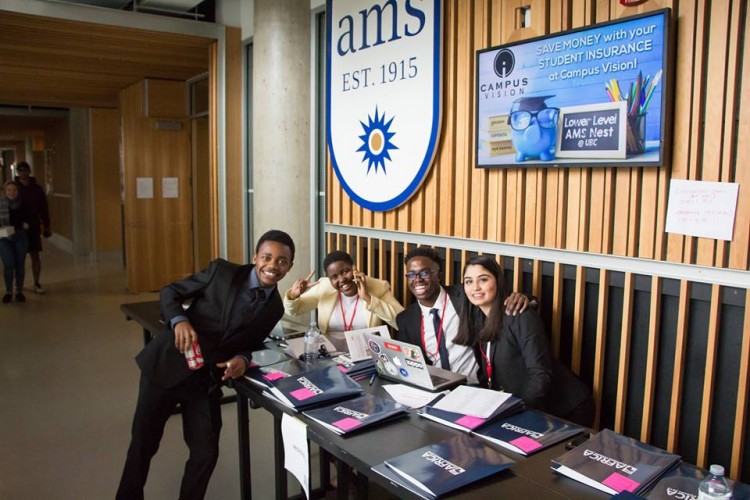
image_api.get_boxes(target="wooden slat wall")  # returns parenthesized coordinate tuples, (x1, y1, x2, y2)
(325, 231, 749, 479)
(328, 0, 749, 270)
(323, 0, 750, 480)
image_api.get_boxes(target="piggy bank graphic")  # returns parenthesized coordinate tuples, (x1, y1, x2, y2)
(508, 96, 559, 162)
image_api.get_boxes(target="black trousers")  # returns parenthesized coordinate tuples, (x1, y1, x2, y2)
(116, 370, 222, 500)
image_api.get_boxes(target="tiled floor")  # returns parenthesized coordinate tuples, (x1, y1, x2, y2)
(0, 244, 286, 499)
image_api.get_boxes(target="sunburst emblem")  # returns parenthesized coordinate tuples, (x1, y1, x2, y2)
(356, 107, 398, 174)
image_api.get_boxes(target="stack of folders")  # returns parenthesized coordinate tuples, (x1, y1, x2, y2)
(264, 364, 364, 411)
(645, 462, 750, 499)
(334, 357, 377, 381)
(418, 385, 523, 432)
(473, 409, 584, 456)
(372, 433, 516, 500)
(244, 358, 308, 390)
(302, 393, 408, 435)
(552, 428, 681, 496)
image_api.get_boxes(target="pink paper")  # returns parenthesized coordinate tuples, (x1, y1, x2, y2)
(290, 388, 316, 401)
(333, 418, 362, 431)
(509, 436, 543, 454)
(455, 415, 486, 429)
(262, 372, 286, 381)
(602, 472, 640, 493)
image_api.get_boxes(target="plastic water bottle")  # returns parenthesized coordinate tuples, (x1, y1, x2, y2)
(303, 321, 322, 362)
(698, 464, 732, 499)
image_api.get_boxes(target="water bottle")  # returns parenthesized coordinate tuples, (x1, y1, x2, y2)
(698, 464, 732, 499)
(304, 321, 322, 362)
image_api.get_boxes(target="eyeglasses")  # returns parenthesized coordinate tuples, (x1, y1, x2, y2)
(405, 269, 437, 281)
(507, 108, 560, 131)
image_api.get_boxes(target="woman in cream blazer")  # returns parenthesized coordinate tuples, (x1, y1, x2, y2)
(284, 250, 404, 350)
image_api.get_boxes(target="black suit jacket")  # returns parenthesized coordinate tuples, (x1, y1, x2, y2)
(136, 259, 283, 389)
(477, 309, 592, 419)
(395, 284, 463, 361)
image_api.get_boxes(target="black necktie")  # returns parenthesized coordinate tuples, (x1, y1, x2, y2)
(227, 287, 264, 335)
(430, 308, 451, 370)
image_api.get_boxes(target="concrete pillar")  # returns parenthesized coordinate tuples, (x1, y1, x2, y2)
(253, 0, 311, 287)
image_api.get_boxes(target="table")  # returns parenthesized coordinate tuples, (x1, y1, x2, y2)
(120, 300, 164, 345)
(232, 350, 607, 500)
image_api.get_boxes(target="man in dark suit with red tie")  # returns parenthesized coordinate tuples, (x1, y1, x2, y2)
(117, 229, 295, 500)
(395, 247, 529, 385)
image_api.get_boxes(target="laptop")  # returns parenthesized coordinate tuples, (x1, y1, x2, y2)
(363, 332, 466, 392)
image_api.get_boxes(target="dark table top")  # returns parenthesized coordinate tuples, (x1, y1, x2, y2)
(233, 347, 607, 500)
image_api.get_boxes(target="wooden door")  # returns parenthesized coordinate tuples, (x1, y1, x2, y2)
(121, 79, 193, 292)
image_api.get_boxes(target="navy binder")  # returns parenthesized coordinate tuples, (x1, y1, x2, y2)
(418, 394, 523, 432)
(552, 428, 680, 495)
(373, 433, 516, 499)
(303, 393, 407, 435)
(264, 364, 364, 410)
(473, 409, 584, 455)
(244, 358, 307, 389)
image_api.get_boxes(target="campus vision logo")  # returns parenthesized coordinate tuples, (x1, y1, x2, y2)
(481, 47, 528, 99)
(327, 0, 443, 211)
(493, 48, 515, 78)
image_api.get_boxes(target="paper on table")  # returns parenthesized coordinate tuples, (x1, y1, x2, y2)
(344, 325, 391, 361)
(282, 413, 310, 499)
(382, 383, 447, 409)
(432, 385, 513, 419)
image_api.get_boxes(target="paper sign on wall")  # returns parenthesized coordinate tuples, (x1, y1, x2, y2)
(665, 180, 739, 241)
(162, 177, 179, 199)
(136, 177, 153, 199)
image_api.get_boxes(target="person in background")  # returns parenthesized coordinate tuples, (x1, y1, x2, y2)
(456, 254, 595, 427)
(117, 229, 295, 500)
(14, 161, 50, 294)
(396, 247, 530, 384)
(0, 180, 30, 303)
(284, 250, 404, 351)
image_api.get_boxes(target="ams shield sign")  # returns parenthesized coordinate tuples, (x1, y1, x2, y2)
(327, 0, 443, 212)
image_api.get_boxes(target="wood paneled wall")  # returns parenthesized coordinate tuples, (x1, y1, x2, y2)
(327, 0, 749, 272)
(90, 108, 122, 253)
(324, 0, 750, 481)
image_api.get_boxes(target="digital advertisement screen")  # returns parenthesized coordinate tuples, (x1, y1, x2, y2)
(476, 9, 672, 168)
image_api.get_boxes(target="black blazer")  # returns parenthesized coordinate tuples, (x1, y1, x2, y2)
(395, 284, 463, 360)
(136, 259, 283, 389)
(476, 309, 592, 419)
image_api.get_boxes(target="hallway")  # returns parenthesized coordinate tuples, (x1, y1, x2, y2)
(0, 244, 277, 498)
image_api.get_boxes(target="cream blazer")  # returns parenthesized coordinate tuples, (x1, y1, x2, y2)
(283, 276, 404, 334)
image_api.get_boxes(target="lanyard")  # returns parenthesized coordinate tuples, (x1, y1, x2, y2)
(419, 293, 448, 364)
(338, 292, 360, 331)
(479, 341, 493, 388)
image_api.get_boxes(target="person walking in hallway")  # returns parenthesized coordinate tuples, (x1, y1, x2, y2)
(0, 180, 30, 303)
(116, 229, 295, 500)
(14, 161, 51, 294)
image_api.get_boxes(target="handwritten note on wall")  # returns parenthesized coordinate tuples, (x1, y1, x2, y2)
(665, 180, 739, 241)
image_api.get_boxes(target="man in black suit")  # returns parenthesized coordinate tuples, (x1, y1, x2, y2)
(395, 247, 529, 384)
(117, 229, 295, 500)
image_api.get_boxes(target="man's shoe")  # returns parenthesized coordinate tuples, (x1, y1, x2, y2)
(33, 284, 45, 294)
(2, 294, 11, 304)
(16, 293, 26, 302)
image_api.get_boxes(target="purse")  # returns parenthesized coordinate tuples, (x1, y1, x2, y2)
(0, 226, 15, 238)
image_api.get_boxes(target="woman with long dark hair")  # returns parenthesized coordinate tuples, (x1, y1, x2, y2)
(455, 254, 594, 427)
